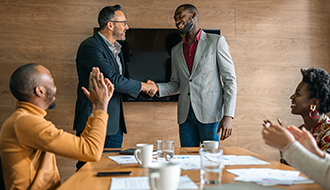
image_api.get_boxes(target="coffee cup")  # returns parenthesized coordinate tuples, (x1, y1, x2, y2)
(201, 140, 219, 151)
(149, 162, 181, 190)
(134, 144, 153, 167)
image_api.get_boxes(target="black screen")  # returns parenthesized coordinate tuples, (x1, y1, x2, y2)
(121, 28, 182, 101)
(94, 28, 220, 101)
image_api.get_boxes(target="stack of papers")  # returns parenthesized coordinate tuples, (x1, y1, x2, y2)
(227, 168, 314, 186)
(171, 155, 270, 170)
(203, 182, 284, 190)
(108, 156, 157, 165)
(223, 155, 270, 165)
(110, 175, 198, 190)
(108, 156, 138, 164)
(108, 155, 270, 169)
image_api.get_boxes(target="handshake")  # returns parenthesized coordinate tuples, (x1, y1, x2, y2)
(141, 80, 158, 97)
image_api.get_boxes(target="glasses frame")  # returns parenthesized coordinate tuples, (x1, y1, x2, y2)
(110, 20, 127, 27)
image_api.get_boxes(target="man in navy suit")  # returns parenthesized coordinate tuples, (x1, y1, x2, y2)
(74, 5, 154, 169)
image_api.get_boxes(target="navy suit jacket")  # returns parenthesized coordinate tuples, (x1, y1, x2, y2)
(74, 33, 141, 135)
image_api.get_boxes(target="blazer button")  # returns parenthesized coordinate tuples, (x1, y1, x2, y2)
(189, 79, 192, 82)
(188, 93, 190, 96)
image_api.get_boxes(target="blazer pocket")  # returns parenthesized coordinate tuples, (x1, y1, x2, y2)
(200, 52, 215, 60)
(199, 52, 216, 69)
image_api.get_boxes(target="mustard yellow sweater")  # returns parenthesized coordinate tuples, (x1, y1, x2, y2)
(0, 102, 108, 190)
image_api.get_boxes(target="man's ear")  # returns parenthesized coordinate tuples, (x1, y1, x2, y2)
(106, 21, 114, 31)
(34, 86, 46, 97)
(191, 11, 197, 19)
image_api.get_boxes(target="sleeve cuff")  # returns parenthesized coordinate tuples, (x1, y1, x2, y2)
(281, 141, 295, 153)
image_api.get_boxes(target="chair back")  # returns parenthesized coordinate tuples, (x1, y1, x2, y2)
(0, 157, 5, 190)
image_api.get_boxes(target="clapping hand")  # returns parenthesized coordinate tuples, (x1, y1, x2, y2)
(262, 120, 295, 151)
(82, 67, 114, 112)
(286, 126, 325, 158)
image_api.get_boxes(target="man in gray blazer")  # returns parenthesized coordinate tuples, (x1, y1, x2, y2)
(148, 4, 237, 147)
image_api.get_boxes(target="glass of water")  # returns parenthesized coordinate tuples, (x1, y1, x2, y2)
(199, 148, 223, 185)
(156, 140, 174, 163)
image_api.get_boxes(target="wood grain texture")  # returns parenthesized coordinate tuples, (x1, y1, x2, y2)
(0, 0, 329, 184)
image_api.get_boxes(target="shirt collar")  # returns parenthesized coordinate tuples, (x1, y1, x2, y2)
(183, 29, 202, 45)
(98, 31, 122, 55)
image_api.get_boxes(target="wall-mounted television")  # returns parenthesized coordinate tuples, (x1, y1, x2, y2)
(94, 28, 220, 101)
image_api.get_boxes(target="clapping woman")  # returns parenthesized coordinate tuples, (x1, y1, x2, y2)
(278, 67, 330, 164)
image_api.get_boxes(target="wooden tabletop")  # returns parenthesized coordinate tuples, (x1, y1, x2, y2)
(57, 147, 323, 190)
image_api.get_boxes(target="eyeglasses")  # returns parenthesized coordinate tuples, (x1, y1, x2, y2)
(110, 20, 127, 27)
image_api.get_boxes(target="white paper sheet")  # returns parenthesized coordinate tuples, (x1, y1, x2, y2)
(172, 155, 269, 170)
(108, 156, 138, 164)
(227, 168, 301, 186)
(172, 155, 200, 170)
(108, 156, 157, 165)
(223, 155, 270, 165)
(109, 175, 198, 190)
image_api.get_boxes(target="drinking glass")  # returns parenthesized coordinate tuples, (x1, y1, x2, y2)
(156, 140, 174, 163)
(199, 148, 223, 185)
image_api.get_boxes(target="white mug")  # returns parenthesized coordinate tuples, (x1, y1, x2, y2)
(201, 140, 219, 151)
(134, 144, 153, 167)
(149, 162, 181, 190)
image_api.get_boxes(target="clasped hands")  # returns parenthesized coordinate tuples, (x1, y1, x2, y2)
(141, 80, 158, 97)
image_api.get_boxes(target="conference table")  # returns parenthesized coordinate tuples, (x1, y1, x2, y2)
(57, 147, 323, 190)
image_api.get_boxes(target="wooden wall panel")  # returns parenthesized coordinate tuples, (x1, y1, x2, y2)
(229, 38, 313, 66)
(0, 0, 329, 183)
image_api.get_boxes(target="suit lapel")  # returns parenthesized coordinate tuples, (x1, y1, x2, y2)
(191, 30, 206, 76)
(176, 42, 190, 77)
(95, 34, 120, 74)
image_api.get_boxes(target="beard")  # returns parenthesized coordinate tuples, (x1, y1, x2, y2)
(113, 25, 126, 41)
(180, 17, 194, 34)
(48, 101, 56, 109)
(45, 87, 56, 109)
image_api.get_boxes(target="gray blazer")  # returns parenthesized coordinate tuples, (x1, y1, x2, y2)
(157, 30, 237, 124)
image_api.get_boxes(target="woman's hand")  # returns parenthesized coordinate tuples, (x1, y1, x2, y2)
(262, 121, 295, 151)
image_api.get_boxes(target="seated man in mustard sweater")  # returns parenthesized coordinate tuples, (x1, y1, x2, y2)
(0, 64, 114, 190)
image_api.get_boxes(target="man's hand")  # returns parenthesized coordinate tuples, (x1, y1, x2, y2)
(141, 80, 159, 97)
(82, 67, 114, 112)
(217, 116, 232, 141)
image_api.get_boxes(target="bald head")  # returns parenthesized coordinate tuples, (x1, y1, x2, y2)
(10, 63, 40, 102)
(10, 63, 56, 109)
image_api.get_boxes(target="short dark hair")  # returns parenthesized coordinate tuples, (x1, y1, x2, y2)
(10, 63, 39, 102)
(98, 5, 123, 30)
(301, 67, 330, 114)
(176, 4, 199, 17)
